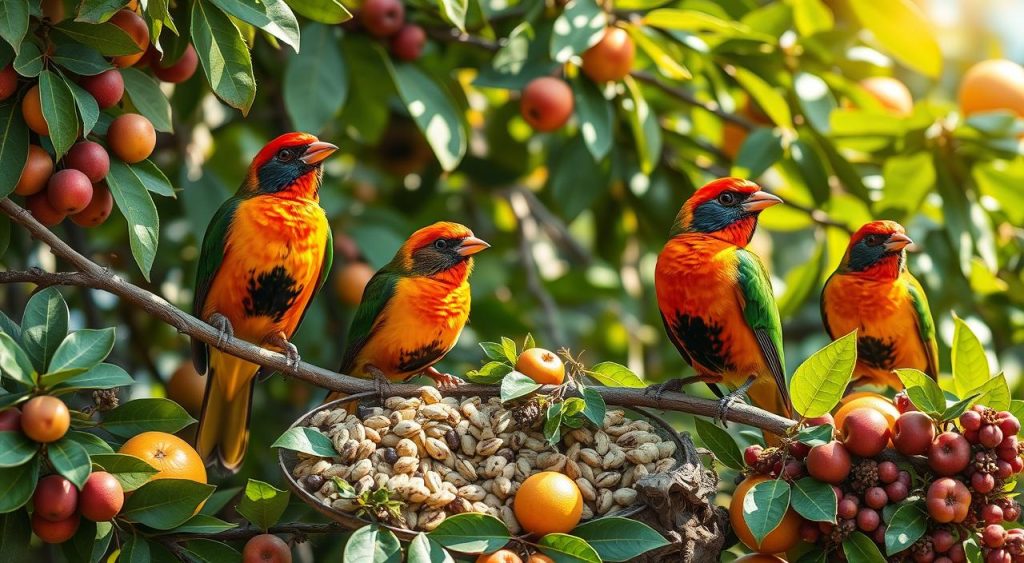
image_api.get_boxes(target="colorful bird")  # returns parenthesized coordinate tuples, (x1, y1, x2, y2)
(325, 222, 489, 403)
(653, 177, 790, 424)
(821, 220, 939, 389)
(192, 132, 337, 472)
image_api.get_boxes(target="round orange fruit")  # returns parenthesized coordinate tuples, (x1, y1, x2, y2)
(527, 555, 555, 563)
(859, 76, 913, 117)
(514, 348, 565, 385)
(21, 395, 70, 443)
(118, 431, 207, 484)
(477, 549, 523, 563)
(959, 59, 1024, 118)
(734, 555, 788, 562)
(729, 475, 802, 554)
(513, 471, 583, 535)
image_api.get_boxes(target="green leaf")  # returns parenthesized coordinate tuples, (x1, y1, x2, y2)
(571, 517, 670, 562)
(589, 362, 645, 388)
(968, 373, 1011, 412)
(236, 479, 289, 531)
(52, 44, 113, 75)
(793, 72, 836, 134)
(52, 362, 133, 393)
(0, 332, 35, 386)
(791, 477, 837, 523)
(164, 514, 238, 534)
(897, 369, 945, 415)
(387, 62, 467, 172)
(742, 478, 791, 548)
(53, 21, 142, 55)
(548, 135, 609, 221)
(734, 67, 793, 129)
(880, 151, 935, 216)
(789, 137, 831, 205)
(283, 23, 346, 133)
(343, 524, 402, 563)
(791, 0, 833, 36)
(12, 42, 42, 77)
(732, 127, 784, 179)
(964, 537, 983, 563)
(407, 533, 454, 563)
(191, 0, 257, 113)
(66, 431, 114, 455)
(884, 502, 927, 555)
(181, 538, 242, 563)
(581, 387, 606, 427)
(121, 68, 173, 132)
(89, 453, 159, 492)
(38, 69, 79, 158)
(284, 0, 351, 24)
(693, 417, 743, 470)
(0, 456, 38, 513)
(63, 519, 112, 563)
(572, 76, 614, 161)
(843, 531, 886, 563)
(952, 314, 990, 398)
(75, 0, 131, 23)
(20, 287, 68, 373)
(65, 78, 100, 136)
(0, 0, 29, 53)
(473, 22, 557, 90)
(790, 330, 857, 418)
(464, 362, 512, 384)
(847, 0, 942, 77)
(271, 426, 336, 456)
(623, 24, 690, 80)
(500, 337, 518, 362)
(0, 431, 37, 468)
(0, 510, 30, 562)
(48, 437, 91, 489)
(643, 9, 754, 35)
(479, 341, 513, 363)
(120, 533, 150, 563)
(0, 312, 17, 342)
(428, 513, 511, 553)
(125, 158, 175, 198)
(941, 394, 978, 422)
(101, 398, 196, 438)
(500, 371, 542, 402)
(544, 402, 564, 444)
(105, 159, 160, 280)
(549, 0, 607, 63)
(48, 328, 115, 374)
(199, 486, 242, 516)
(121, 479, 215, 530)
(437, 0, 468, 33)
(0, 101, 28, 198)
(623, 76, 661, 175)
(210, 0, 300, 51)
(795, 423, 834, 447)
(537, 533, 602, 563)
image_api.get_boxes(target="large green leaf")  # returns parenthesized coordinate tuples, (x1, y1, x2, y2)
(88, 453, 159, 492)
(52, 44, 113, 76)
(791, 477, 837, 523)
(623, 24, 690, 80)
(790, 330, 857, 418)
(47, 328, 115, 374)
(387, 62, 467, 172)
(548, 135, 610, 221)
(884, 502, 927, 555)
(48, 437, 92, 489)
(38, 70, 79, 158)
(0, 101, 28, 198)
(951, 314, 990, 398)
(284, 0, 350, 24)
(235, 479, 289, 531)
(164, 514, 238, 534)
(734, 67, 793, 129)
(549, 0, 607, 63)
(0, 0, 29, 53)
(537, 533, 602, 563)
(843, 531, 885, 563)
(623, 76, 661, 175)
(210, 0, 300, 51)
(896, 369, 945, 415)
(0, 431, 36, 468)
(742, 478, 791, 547)
(428, 513, 511, 553)
(121, 68, 173, 132)
(121, 479, 216, 530)
(0, 456, 38, 513)
(53, 21, 142, 56)
(968, 373, 1011, 411)
(343, 524, 402, 563)
(588, 362, 646, 387)
(20, 287, 69, 373)
(847, 0, 941, 78)
(732, 127, 784, 179)
(270, 426, 336, 456)
(75, 0, 132, 23)
(572, 76, 614, 161)
(437, 0, 468, 33)
(0, 332, 35, 387)
(12, 42, 43, 77)
(283, 23, 346, 133)
(571, 517, 670, 561)
(500, 371, 542, 402)
(693, 417, 743, 471)
(777, 240, 825, 317)
(52, 363, 134, 394)
(105, 159, 160, 279)
(181, 538, 242, 563)
(100, 398, 196, 438)
(407, 533, 454, 563)
(793, 72, 836, 133)
(0, 510, 30, 562)
(65, 79, 100, 136)
(191, 0, 257, 113)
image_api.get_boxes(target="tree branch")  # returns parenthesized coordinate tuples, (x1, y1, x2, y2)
(631, 71, 757, 130)
(0, 198, 797, 437)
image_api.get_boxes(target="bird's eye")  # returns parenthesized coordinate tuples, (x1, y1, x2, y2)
(717, 192, 737, 206)
(433, 239, 448, 250)
(277, 149, 295, 162)
(864, 234, 884, 247)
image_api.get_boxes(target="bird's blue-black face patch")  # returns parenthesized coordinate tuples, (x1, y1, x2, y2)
(398, 340, 445, 373)
(243, 266, 304, 322)
(257, 144, 320, 194)
(848, 233, 903, 271)
(858, 335, 896, 370)
(670, 313, 734, 373)
(689, 190, 754, 234)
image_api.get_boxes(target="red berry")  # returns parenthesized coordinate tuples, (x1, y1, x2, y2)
(983, 503, 1004, 524)
(996, 460, 1013, 479)
(932, 529, 956, 553)
(898, 470, 911, 487)
(519, 77, 574, 132)
(961, 410, 983, 431)
(0, 65, 16, 102)
(1004, 502, 1020, 520)
(47, 169, 93, 214)
(1011, 456, 1024, 474)
(885, 480, 909, 503)
(894, 411, 936, 455)
(79, 70, 124, 109)
(389, 24, 426, 61)
(743, 445, 762, 466)
(929, 432, 972, 476)
(842, 408, 891, 457)
(857, 508, 880, 532)
(838, 498, 858, 519)
(152, 44, 198, 83)
(981, 425, 1005, 449)
(789, 441, 811, 459)
(878, 461, 899, 484)
(360, 0, 404, 38)
(800, 520, 820, 543)
(985, 524, 1007, 548)
(949, 544, 966, 563)
(971, 472, 995, 494)
(895, 390, 915, 413)
(873, 524, 887, 545)
(865, 487, 888, 509)
(64, 141, 110, 183)
(998, 415, 1020, 437)
(964, 428, 980, 443)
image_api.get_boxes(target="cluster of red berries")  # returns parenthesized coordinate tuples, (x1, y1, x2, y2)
(350, 0, 427, 62)
(30, 472, 125, 544)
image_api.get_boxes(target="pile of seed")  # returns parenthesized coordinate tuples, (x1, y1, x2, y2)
(289, 387, 679, 533)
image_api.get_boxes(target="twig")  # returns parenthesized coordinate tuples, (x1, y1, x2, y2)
(631, 71, 756, 130)
(506, 190, 564, 346)
(0, 198, 797, 437)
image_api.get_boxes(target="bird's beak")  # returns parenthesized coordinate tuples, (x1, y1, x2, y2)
(884, 232, 913, 252)
(741, 191, 784, 212)
(301, 141, 339, 165)
(457, 236, 490, 256)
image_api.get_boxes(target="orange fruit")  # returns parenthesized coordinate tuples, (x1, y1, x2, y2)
(477, 550, 523, 563)
(21, 396, 70, 443)
(729, 475, 802, 554)
(735, 555, 788, 562)
(335, 262, 375, 306)
(21, 85, 48, 136)
(513, 471, 583, 535)
(515, 348, 565, 385)
(118, 431, 207, 484)
(14, 145, 54, 196)
(859, 77, 913, 117)
(107, 113, 156, 163)
(109, 10, 149, 67)
(581, 27, 635, 83)
(527, 555, 555, 563)
(167, 362, 206, 417)
(833, 393, 899, 435)
(958, 59, 1024, 118)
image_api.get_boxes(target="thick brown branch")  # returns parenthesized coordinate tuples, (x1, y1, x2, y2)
(0, 198, 797, 437)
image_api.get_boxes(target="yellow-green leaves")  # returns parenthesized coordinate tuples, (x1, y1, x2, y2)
(790, 330, 857, 418)
(951, 314, 990, 397)
(191, 0, 257, 114)
(847, 0, 942, 78)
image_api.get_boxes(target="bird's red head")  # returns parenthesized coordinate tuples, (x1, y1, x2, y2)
(395, 222, 489, 284)
(841, 220, 913, 279)
(670, 177, 782, 247)
(243, 132, 338, 199)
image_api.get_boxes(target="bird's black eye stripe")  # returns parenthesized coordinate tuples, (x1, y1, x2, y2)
(717, 192, 737, 206)
(277, 148, 295, 162)
(864, 234, 885, 246)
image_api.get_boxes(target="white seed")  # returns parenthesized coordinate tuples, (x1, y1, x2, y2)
(576, 478, 597, 502)
(493, 476, 512, 499)
(394, 456, 419, 474)
(476, 438, 503, 456)
(424, 437, 451, 461)
(499, 505, 521, 534)
(595, 471, 621, 488)
(602, 449, 626, 469)
(657, 440, 677, 459)
(393, 420, 422, 438)
(396, 439, 418, 458)
(596, 489, 614, 514)
(363, 415, 391, 430)
(483, 455, 507, 478)
(595, 431, 611, 455)
(350, 459, 373, 481)
(458, 484, 486, 501)
(613, 488, 638, 506)
(419, 386, 442, 404)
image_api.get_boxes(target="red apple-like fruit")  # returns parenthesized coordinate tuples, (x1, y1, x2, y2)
(33, 475, 78, 522)
(893, 411, 936, 456)
(0, 408, 21, 431)
(928, 432, 971, 476)
(842, 407, 890, 457)
(242, 533, 292, 563)
(64, 141, 110, 183)
(26, 192, 66, 226)
(806, 441, 852, 485)
(520, 77, 574, 132)
(926, 477, 971, 524)
(109, 10, 149, 67)
(153, 44, 199, 83)
(0, 65, 16, 101)
(390, 24, 426, 62)
(47, 169, 94, 214)
(80, 70, 124, 109)
(80, 471, 124, 521)
(31, 512, 80, 543)
(580, 26, 635, 83)
(360, 0, 404, 38)
(70, 182, 114, 228)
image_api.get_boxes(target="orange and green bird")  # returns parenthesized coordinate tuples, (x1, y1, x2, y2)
(821, 220, 939, 389)
(325, 222, 489, 402)
(653, 177, 791, 424)
(191, 132, 337, 472)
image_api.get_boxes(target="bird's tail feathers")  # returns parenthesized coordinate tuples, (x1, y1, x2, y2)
(195, 353, 258, 473)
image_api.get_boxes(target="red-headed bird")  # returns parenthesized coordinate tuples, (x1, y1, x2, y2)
(325, 222, 489, 402)
(654, 178, 790, 424)
(192, 132, 337, 471)
(821, 220, 939, 389)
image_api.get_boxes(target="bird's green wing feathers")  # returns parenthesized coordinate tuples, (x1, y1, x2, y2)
(906, 274, 940, 378)
(191, 196, 243, 375)
(736, 249, 790, 410)
(339, 269, 399, 375)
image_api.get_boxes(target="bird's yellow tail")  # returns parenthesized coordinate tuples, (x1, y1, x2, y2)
(196, 352, 259, 472)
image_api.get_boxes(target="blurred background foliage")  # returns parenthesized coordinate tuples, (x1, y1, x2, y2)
(2, 0, 1024, 555)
